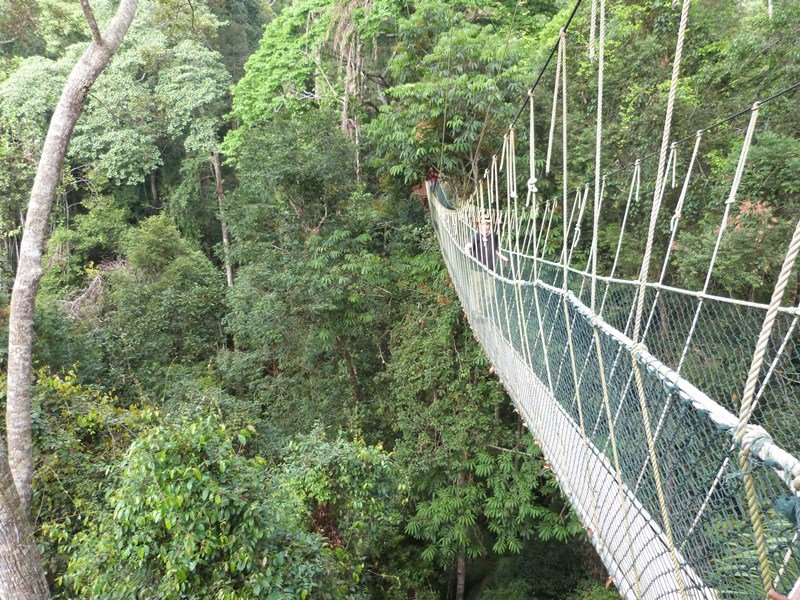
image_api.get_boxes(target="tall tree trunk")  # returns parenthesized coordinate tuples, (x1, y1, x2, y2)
(6, 0, 138, 529)
(0, 444, 47, 598)
(211, 151, 233, 287)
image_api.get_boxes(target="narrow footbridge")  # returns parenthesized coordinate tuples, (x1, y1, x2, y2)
(427, 1, 800, 598)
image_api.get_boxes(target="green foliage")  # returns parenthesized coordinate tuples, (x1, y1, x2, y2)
(566, 580, 622, 600)
(69, 29, 230, 187)
(229, 0, 334, 127)
(41, 195, 131, 292)
(123, 214, 192, 275)
(31, 369, 157, 592)
(64, 416, 333, 599)
(97, 216, 226, 393)
(279, 429, 403, 587)
(365, 0, 542, 184)
(482, 536, 617, 600)
(13, 0, 798, 596)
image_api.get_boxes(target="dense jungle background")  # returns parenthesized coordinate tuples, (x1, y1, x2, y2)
(0, 0, 798, 597)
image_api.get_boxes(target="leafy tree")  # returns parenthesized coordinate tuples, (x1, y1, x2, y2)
(31, 369, 156, 592)
(98, 216, 226, 394)
(386, 241, 579, 598)
(279, 428, 403, 590)
(65, 416, 333, 599)
(365, 0, 538, 185)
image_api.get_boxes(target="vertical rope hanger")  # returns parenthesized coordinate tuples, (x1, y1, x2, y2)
(527, 93, 555, 392)
(590, 0, 605, 312)
(552, 27, 605, 551)
(627, 0, 692, 595)
(585, 3, 642, 594)
(633, 0, 691, 343)
(545, 34, 563, 175)
(676, 106, 760, 373)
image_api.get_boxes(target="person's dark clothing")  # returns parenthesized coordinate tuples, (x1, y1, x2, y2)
(470, 230, 501, 271)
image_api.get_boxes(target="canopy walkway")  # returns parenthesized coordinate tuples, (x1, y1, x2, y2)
(427, 1, 800, 598)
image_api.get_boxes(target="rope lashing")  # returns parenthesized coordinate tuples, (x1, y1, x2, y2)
(527, 92, 539, 199)
(630, 342, 648, 361)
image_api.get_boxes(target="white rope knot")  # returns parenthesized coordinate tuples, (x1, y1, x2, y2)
(527, 178, 538, 193)
(631, 342, 648, 360)
(589, 313, 603, 328)
(741, 425, 773, 456)
(670, 212, 682, 231)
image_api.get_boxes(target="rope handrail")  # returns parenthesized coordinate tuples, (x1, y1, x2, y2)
(434, 192, 800, 501)
(430, 0, 800, 594)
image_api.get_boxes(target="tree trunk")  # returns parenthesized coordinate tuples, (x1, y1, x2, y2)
(456, 469, 467, 600)
(211, 151, 233, 287)
(0, 445, 48, 598)
(456, 552, 466, 600)
(149, 170, 158, 208)
(6, 0, 138, 529)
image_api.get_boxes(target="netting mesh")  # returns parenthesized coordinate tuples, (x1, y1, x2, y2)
(428, 181, 800, 599)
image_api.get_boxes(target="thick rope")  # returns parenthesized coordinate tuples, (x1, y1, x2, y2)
(590, 0, 605, 312)
(557, 29, 604, 550)
(626, 0, 692, 595)
(735, 214, 800, 598)
(632, 0, 690, 343)
(616, 132, 702, 481)
(545, 31, 564, 175)
(587, 4, 642, 591)
(681, 302, 800, 554)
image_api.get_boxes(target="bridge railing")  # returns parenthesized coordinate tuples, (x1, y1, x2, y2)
(429, 183, 800, 600)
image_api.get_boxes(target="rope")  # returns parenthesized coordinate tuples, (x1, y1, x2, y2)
(632, 0, 690, 343)
(590, 0, 605, 313)
(735, 214, 800, 597)
(528, 91, 538, 203)
(545, 31, 564, 175)
(615, 131, 702, 487)
(528, 97, 555, 391)
(680, 302, 800, 554)
(676, 106, 759, 374)
(626, 0, 692, 595)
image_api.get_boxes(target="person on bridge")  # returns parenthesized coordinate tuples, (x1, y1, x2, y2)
(465, 212, 510, 272)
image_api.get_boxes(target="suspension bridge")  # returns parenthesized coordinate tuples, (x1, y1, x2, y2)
(427, 1, 800, 598)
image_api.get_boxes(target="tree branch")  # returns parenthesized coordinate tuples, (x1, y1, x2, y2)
(80, 0, 103, 45)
